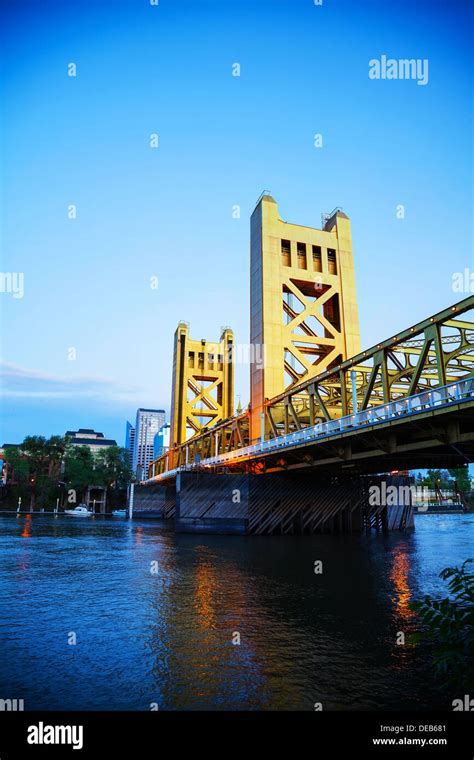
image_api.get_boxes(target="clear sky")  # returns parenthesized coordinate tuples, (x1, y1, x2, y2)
(1, 0, 472, 446)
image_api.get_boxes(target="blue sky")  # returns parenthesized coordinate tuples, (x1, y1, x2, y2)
(1, 0, 472, 446)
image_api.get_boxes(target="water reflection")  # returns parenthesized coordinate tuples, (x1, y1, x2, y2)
(0, 513, 471, 710)
(21, 514, 32, 538)
(194, 555, 218, 632)
(390, 543, 414, 622)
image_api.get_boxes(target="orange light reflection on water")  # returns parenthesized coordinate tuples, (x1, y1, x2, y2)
(21, 514, 32, 538)
(194, 560, 218, 632)
(134, 527, 144, 545)
(390, 544, 414, 621)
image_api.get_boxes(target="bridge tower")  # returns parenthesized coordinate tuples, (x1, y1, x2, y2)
(169, 322, 234, 446)
(250, 194, 361, 441)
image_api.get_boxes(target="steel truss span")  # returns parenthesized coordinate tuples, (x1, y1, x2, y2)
(148, 296, 474, 481)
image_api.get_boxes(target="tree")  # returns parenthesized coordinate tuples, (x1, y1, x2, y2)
(95, 446, 131, 489)
(423, 469, 451, 489)
(63, 445, 131, 509)
(448, 466, 471, 493)
(409, 560, 474, 690)
(6, 436, 69, 509)
(6, 439, 131, 511)
(63, 446, 100, 504)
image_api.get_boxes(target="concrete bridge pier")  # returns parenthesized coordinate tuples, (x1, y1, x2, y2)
(172, 471, 414, 536)
(129, 483, 176, 519)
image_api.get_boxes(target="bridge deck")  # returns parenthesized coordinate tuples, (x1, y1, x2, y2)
(146, 378, 474, 482)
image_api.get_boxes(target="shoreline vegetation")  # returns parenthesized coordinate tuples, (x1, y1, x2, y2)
(0, 435, 131, 513)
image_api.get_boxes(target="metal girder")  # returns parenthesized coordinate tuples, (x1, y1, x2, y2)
(148, 299, 473, 478)
(264, 296, 474, 438)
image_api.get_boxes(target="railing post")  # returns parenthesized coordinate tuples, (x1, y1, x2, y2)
(351, 369, 358, 416)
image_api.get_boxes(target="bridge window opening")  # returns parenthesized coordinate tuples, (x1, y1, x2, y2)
(323, 293, 341, 333)
(188, 351, 195, 369)
(289, 278, 327, 300)
(281, 239, 291, 267)
(198, 352, 205, 369)
(217, 353, 224, 368)
(208, 353, 215, 367)
(312, 246, 322, 272)
(282, 286, 306, 325)
(284, 350, 307, 387)
(297, 314, 324, 337)
(328, 248, 337, 275)
(297, 243, 307, 270)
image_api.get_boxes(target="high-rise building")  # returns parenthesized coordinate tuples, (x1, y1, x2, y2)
(132, 409, 165, 479)
(125, 421, 135, 469)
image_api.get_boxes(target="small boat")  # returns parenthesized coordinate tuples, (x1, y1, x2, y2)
(112, 509, 127, 517)
(64, 505, 92, 517)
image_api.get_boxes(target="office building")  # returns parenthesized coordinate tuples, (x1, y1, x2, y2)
(132, 409, 165, 479)
(153, 423, 170, 459)
(125, 421, 135, 469)
(65, 429, 117, 453)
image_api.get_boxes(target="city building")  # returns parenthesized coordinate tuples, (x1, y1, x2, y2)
(153, 423, 170, 459)
(132, 409, 166, 479)
(65, 429, 117, 453)
(125, 421, 135, 469)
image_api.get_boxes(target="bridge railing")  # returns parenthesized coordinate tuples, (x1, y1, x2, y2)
(146, 377, 473, 479)
(253, 377, 473, 455)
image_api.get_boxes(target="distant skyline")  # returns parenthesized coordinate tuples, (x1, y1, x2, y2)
(1, 0, 472, 445)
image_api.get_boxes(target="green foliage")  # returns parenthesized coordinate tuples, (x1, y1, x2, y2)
(63, 446, 101, 501)
(95, 446, 131, 489)
(422, 469, 451, 489)
(409, 560, 474, 689)
(448, 466, 471, 493)
(63, 445, 131, 499)
(5, 437, 131, 509)
(5, 436, 70, 508)
(5, 446, 29, 485)
(418, 466, 471, 493)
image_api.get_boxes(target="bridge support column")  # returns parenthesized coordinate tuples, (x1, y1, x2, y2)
(362, 475, 414, 532)
(129, 483, 176, 519)
(173, 471, 414, 535)
(175, 472, 249, 534)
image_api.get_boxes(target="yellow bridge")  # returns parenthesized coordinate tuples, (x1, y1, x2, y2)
(139, 194, 474, 535)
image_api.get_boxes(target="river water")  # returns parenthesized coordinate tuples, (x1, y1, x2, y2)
(0, 513, 471, 711)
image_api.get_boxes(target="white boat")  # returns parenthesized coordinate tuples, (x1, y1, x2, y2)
(64, 505, 92, 517)
(112, 509, 126, 517)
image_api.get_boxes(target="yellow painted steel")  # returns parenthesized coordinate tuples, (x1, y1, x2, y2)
(264, 299, 474, 437)
(250, 194, 361, 441)
(148, 188, 474, 480)
(169, 322, 234, 446)
(149, 300, 473, 479)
